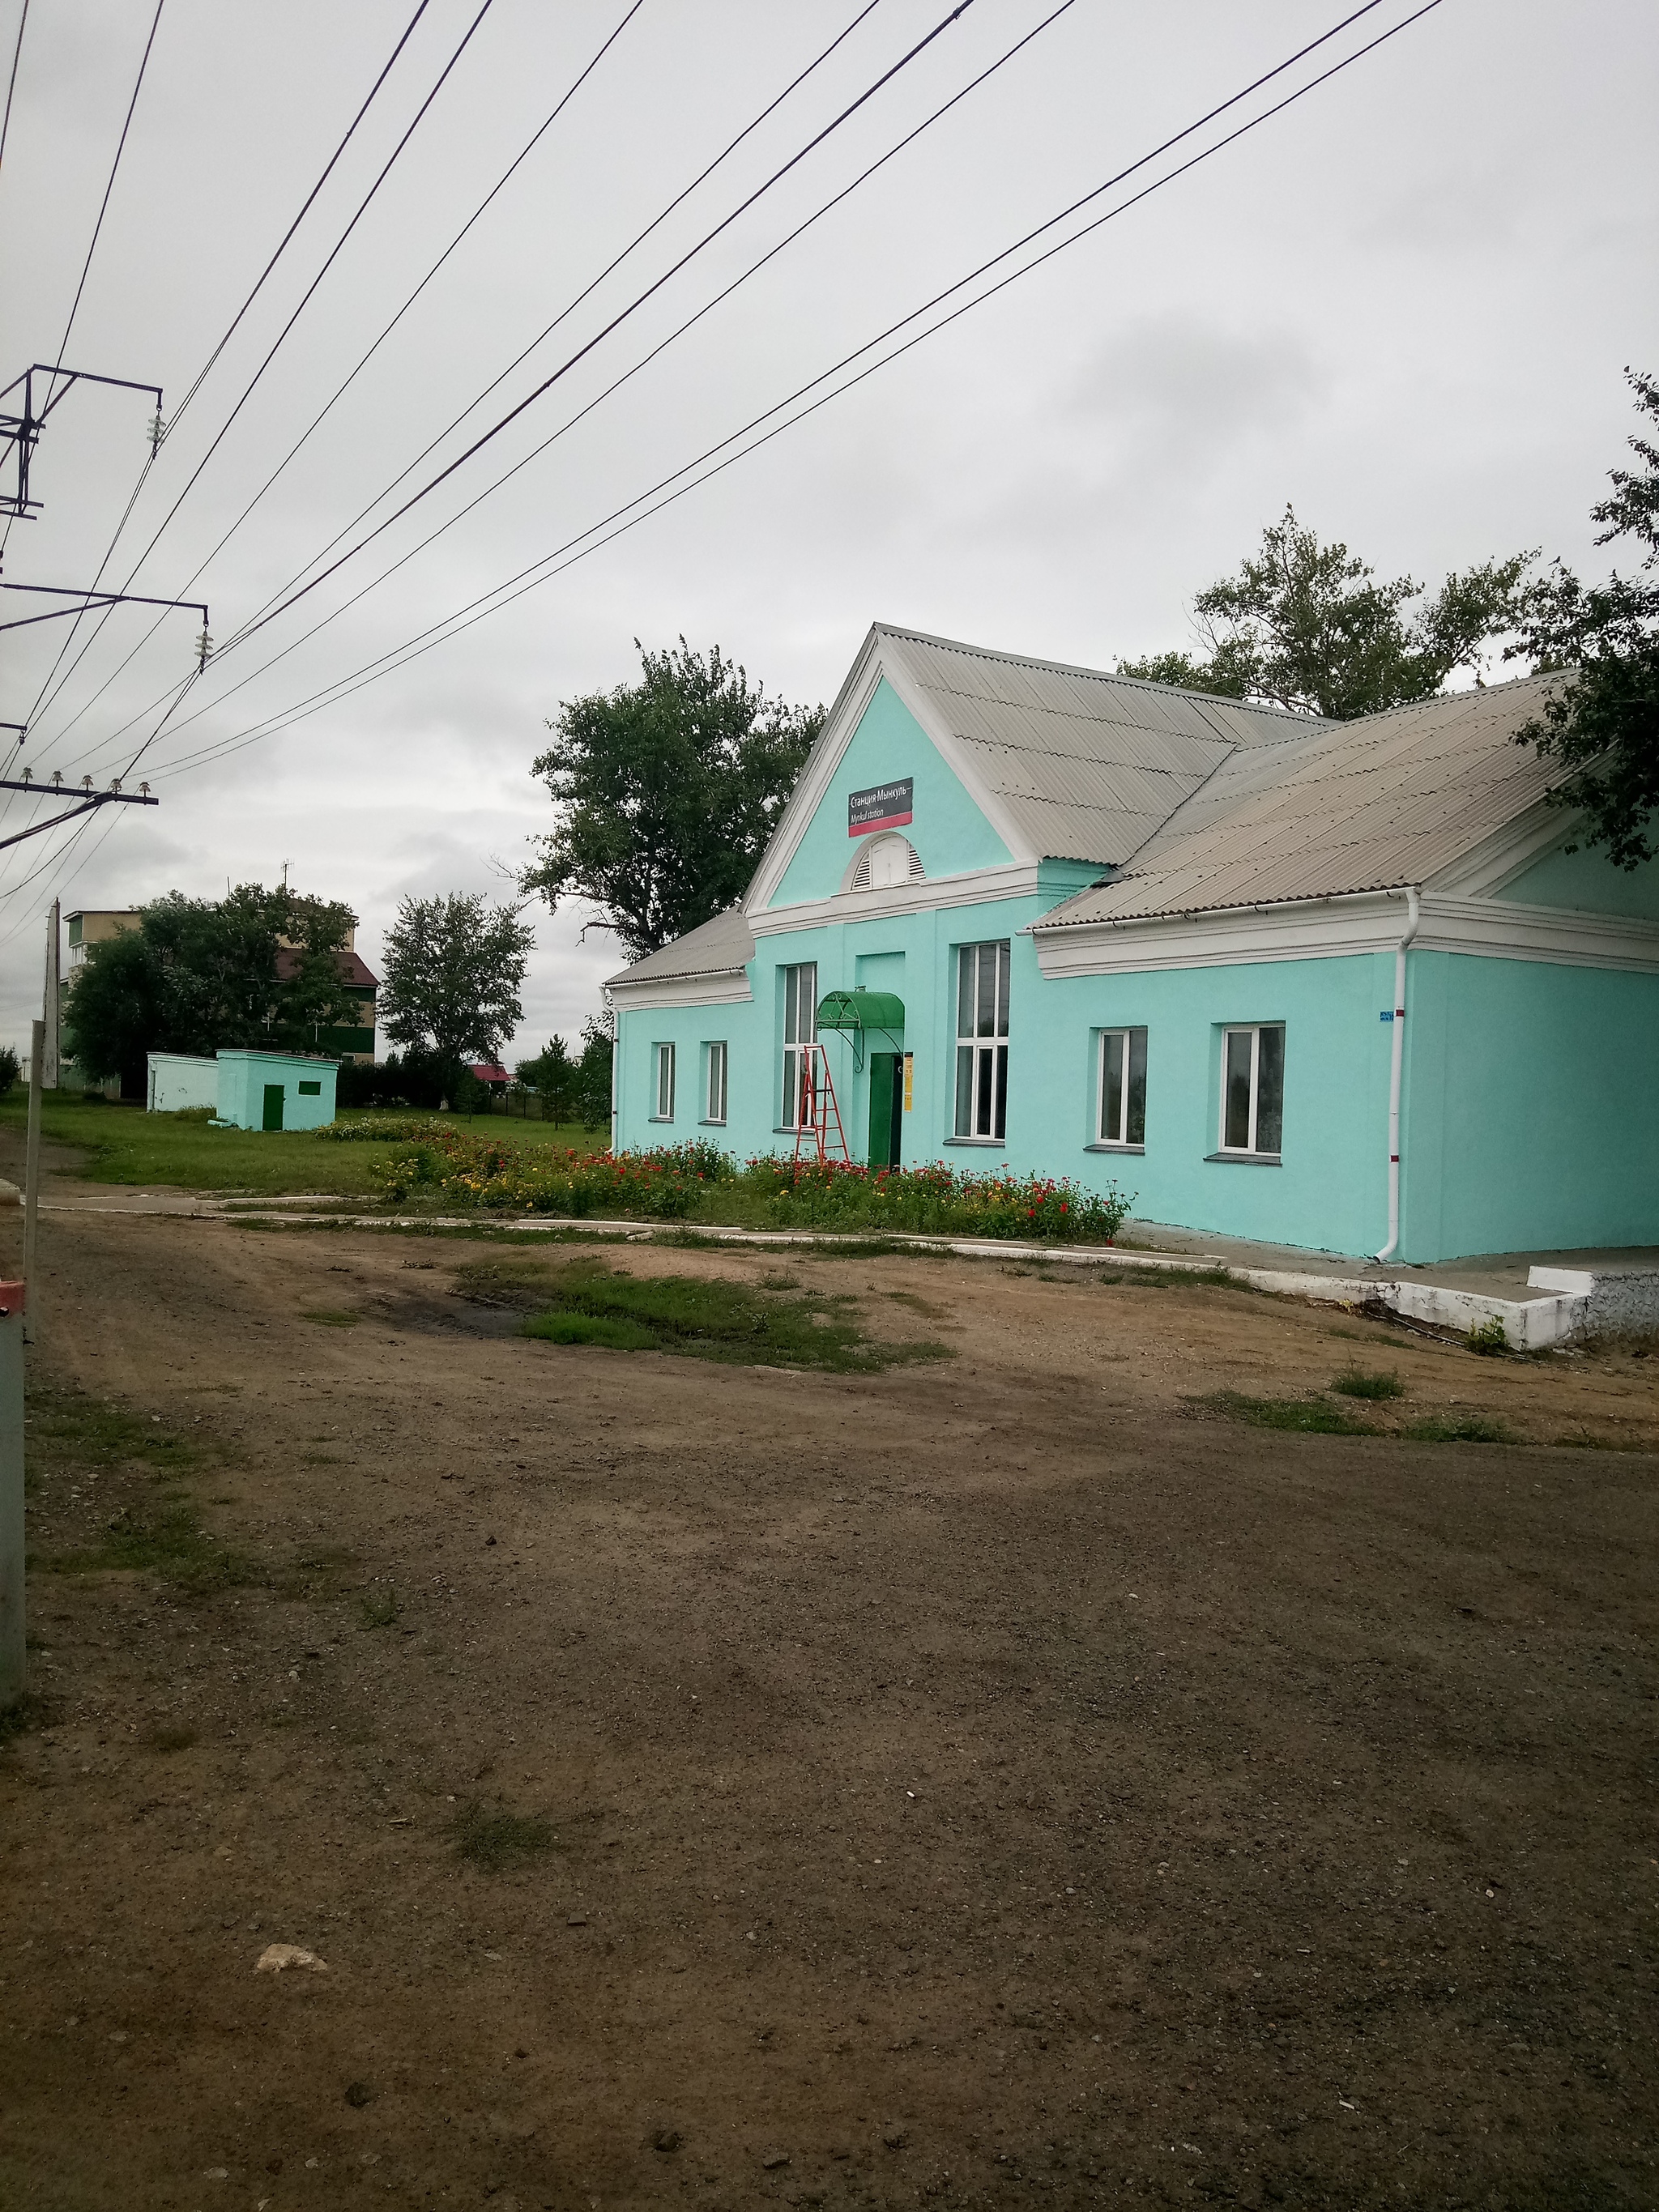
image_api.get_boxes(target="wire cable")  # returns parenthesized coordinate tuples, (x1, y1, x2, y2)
(16, 0, 643, 757)
(38, 0, 1046, 773)
(223, 0, 983, 650)
(87, 0, 497, 633)
(217, 0, 889, 644)
(0, 0, 29, 184)
(123, 0, 1443, 791)
(164, 0, 433, 436)
(2, 0, 444, 761)
(53, 0, 164, 371)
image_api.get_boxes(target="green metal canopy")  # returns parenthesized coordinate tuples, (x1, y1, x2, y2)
(817, 987, 905, 1034)
(817, 987, 905, 1071)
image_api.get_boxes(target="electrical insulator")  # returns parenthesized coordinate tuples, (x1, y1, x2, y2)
(19, 766, 31, 784)
(80, 774, 93, 791)
(49, 769, 63, 788)
(148, 412, 166, 455)
(139, 780, 151, 797)
(109, 778, 123, 795)
(196, 627, 214, 671)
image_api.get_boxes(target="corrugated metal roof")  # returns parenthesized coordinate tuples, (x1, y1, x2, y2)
(1034, 676, 1562, 929)
(879, 624, 1328, 866)
(607, 906, 755, 987)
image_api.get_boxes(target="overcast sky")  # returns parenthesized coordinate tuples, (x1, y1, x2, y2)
(2, 0, 1656, 1059)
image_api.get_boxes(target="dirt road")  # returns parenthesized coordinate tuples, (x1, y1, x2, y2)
(1, 1188, 1655, 2211)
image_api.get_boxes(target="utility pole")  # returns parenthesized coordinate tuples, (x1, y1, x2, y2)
(42, 901, 59, 1089)
(2, 1016, 43, 1708)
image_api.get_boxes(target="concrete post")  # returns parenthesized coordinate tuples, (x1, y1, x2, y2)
(22, 1018, 42, 1348)
(42, 900, 60, 1089)
(0, 1283, 23, 1707)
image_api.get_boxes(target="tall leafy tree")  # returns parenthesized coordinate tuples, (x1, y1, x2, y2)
(1117, 507, 1530, 719)
(64, 884, 358, 1094)
(514, 1034, 579, 1123)
(378, 893, 535, 1076)
(524, 639, 822, 960)
(1511, 369, 1659, 867)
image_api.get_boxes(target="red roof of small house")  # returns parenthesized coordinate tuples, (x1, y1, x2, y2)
(275, 946, 378, 988)
(468, 1062, 510, 1084)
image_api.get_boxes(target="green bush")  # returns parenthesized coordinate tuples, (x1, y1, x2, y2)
(1332, 1368, 1404, 1400)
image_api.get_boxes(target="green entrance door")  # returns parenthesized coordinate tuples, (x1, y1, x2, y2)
(262, 1084, 285, 1132)
(868, 1054, 902, 1170)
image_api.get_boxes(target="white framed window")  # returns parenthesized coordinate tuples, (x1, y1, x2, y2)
(954, 940, 1009, 1141)
(703, 1040, 728, 1125)
(651, 1041, 676, 1122)
(779, 962, 817, 1129)
(1098, 1027, 1147, 1147)
(1218, 1024, 1284, 1157)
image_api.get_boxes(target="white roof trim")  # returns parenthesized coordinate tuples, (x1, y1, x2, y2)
(741, 627, 1040, 914)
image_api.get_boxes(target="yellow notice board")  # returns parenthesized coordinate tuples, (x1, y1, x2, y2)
(902, 1053, 914, 1111)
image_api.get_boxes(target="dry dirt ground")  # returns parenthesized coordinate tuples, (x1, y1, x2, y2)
(1, 1162, 1656, 2211)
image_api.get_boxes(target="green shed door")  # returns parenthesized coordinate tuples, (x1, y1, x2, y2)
(868, 1054, 902, 1170)
(262, 1084, 285, 1132)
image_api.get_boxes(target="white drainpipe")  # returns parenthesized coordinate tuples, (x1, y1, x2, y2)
(1373, 886, 1422, 1264)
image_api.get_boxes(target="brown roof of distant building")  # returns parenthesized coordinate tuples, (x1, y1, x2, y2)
(275, 945, 377, 988)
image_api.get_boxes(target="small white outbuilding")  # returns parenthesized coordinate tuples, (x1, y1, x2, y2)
(146, 1052, 219, 1114)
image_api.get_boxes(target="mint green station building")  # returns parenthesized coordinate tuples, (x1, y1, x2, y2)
(608, 625, 1659, 1264)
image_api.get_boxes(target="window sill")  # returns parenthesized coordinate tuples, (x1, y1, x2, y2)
(944, 1136, 1005, 1148)
(648, 1115, 675, 1124)
(1205, 1150, 1281, 1166)
(1085, 1141, 1145, 1155)
(698, 1118, 727, 1127)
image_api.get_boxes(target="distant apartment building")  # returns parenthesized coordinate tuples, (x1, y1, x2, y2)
(63, 906, 379, 1063)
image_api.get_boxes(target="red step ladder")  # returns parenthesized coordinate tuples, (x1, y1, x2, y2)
(791, 1041, 849, 1163)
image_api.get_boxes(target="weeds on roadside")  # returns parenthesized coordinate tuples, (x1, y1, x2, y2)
(453, 1801, 557, 1872)
(1333, 1369, 1405, 1400)
(457, 1257, 950, 1374)
(47, 1500, 258, 1596)
(360, 1585, 402, 1628)
(1401, 1414, 1512, 1444)
(1467, 1315, 1512, 1355)
(1211, 1392, 1380, 1435)
(301, 1309, 360, 1328)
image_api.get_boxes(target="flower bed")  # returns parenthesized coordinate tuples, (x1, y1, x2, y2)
(742, 1154, 1131, 1241)
(319, 1122, 1131, 1241)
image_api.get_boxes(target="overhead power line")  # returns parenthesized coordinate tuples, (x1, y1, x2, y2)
(24, 0, 897, 757)
(126, 0, 1445, 795)
(164, 0, 434, 436)
(0, 0, 442, 761)
(53, 0, 164, 371)
(88, 0, 498, 632)
(221, 0, 983, 651)
(0, 0, 29, 183)
(19, 0, 647, 754)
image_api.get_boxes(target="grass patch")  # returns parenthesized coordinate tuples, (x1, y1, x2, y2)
(454, 1801, 557, 1872)
(1401, 1414, 1512, 1444)
(1210, 1392, 1380, 1435)
(301, 1309, 360, 1328)
(0, 1094, 596, 1196)
(30, 1390, 203, 1474)
(45, 1498, 257, 1595)
(360, 1584, 402, 1628)
(1091, 1265, 1239, 1290)
(1332, 1368, 1405, 1400)
(455, 1257, 949, 1373)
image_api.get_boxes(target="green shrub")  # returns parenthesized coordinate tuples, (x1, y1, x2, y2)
(1332, 1369, 1404, 1400)
(1467, 1315, 1512, 1355)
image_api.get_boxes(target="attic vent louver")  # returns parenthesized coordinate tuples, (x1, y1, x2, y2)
(851, 834, 925, 891)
